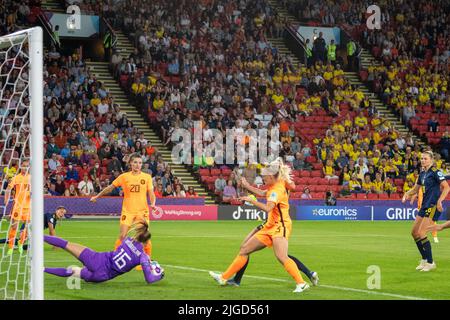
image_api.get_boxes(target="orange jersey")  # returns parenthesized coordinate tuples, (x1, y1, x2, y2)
(9, 173, 31, 210)
(112, 171, 153, 215)
(265, 181, 291, 228)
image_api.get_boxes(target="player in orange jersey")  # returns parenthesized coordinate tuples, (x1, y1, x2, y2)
(90, 154, 156, 258)
(4, 160, 31, 255)
(209, 158, 311, 293)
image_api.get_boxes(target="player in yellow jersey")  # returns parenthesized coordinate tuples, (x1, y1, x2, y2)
(4, 160, 31, 255)
(209, 159, 312, 293)
(90, 154, 156, 258)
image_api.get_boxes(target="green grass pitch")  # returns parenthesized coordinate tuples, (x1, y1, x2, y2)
(4, 220, 450, 300)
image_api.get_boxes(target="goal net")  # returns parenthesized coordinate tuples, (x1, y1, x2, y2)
(0, 28, 44, 300)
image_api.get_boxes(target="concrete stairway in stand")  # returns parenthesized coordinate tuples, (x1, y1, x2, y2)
(85, 60, 214, 204)
(41, 0, 65, 13)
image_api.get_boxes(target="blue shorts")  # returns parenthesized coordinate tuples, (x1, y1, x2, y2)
(79, 248, 111, 283)
(418, 206, 441, 222)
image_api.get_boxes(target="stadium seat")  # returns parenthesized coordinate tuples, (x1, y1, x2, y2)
(311, 171, 322, 178)
(390, 193, 401, 200)
(198, 169, 210, 176)
(300, 170, 311, 177)
(210, 169, 221, 176)
(356, 193, 366, 199)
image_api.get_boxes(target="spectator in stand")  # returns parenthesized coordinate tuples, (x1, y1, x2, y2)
(48, 153, 61, 171)
(325, 191, 337, 206)
(78, 174, 94, 196)
(427, 116, 439, 133)
(293, 152, 311, 171)
(175, 184, 186, 197)
(107, 155, 122, 173)
(64, 183, 79, 197)
(54, 175, 66, 196)
(154, 183, 164, 198)
(186, 186, 198, 197)
(323, 159, 339, 180)
(46, 137, 60, 158)
(222, 180, 238, 204)
(214, 174, 227, 194)
(313, 32, 327, 63)
(402, 104, 416, 125)
(163, 184, 175, 197)
(89, 162, 101, 182)
(339, 183, 352, 198)
(301, 187, 312, 199)
(440, 131, 450, 161)
(65, 163, 79, 182)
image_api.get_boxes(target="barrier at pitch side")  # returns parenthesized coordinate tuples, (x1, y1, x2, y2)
(295, 200, 450, 221)
(42, 196, 205, 215)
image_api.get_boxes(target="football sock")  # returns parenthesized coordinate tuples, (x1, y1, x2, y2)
(233, 256, 250, 284)
(144, 241, 152, 256)
(8, 228, 17, 250)
(19, 228, 28, 245)
(44, 235, 68, 249)
(283, 258, 305, 284)
(421, 238, 433, 263)
(288, 254, 313, 279)
(114, 239, 122, 250)
(222, 255, 248, 280)
(44, 267, 73, 277)
(415, 237, 426, 260)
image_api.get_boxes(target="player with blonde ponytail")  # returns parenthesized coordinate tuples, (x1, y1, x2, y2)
(209, 158, 317, 293)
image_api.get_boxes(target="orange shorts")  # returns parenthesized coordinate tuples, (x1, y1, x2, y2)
(11, 207, 30, 222)
(255, 223, 292, 248)
(120, 211, 150, 227)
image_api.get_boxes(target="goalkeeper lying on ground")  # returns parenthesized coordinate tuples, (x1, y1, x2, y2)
(44, 220, 164, 284)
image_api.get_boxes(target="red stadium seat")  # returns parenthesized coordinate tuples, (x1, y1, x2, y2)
(210, 168, 221, 176)
(356, 193, 366, 199)
(390, 193, 401, 200)
(311, 171, 322, 178)
(367, 193, 378, 200)
(198, 168, 210, 176)
(378, 194, 389, 200)
(300, 170, 311, 177)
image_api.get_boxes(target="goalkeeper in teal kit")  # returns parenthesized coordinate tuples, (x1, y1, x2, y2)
(44, 221, 164, 284)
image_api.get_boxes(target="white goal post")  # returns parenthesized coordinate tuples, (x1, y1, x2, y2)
(0, 27, 44, 300)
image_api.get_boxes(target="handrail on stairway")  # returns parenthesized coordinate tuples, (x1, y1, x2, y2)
(284, 24, 307, 65)
(37, 10, 59, 49)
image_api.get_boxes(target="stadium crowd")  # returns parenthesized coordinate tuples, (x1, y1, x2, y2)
(0, 0, 448, 203)
(0, 1, 198, 200)
(95, 0, 450, 203)
(42, 46, 199, 198)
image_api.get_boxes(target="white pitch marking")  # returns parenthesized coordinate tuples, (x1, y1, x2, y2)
(44, 259, 428, 300)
